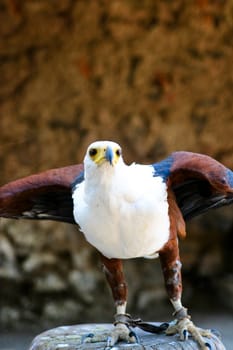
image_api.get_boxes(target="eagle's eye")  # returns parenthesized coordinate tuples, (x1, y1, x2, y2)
(116, 149, 121, 157)
(89, 148, 97, 157)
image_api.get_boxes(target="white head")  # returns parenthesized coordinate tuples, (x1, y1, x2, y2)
(84, 141, 123, 171)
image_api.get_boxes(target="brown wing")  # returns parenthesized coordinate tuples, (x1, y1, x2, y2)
(0, 164, 84, 224)
(153, 151, 233, 220)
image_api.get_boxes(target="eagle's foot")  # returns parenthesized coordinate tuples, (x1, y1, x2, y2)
(166, 308, 212, 350)
(106, 313, 139, 347)
(107, 322, 138, 347)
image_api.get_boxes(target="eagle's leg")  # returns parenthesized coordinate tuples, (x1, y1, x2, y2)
(101, 255, 138, 346)
(159, 239, 212, 350)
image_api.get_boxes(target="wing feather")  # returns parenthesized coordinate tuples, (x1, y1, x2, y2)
(153, 151, 233, 220)
(0, 164, 84, 223)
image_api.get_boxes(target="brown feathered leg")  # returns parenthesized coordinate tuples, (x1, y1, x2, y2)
(159, 238, 212, 350)
(101, 255, 138, 346)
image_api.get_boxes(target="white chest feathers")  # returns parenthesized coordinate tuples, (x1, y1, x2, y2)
(72, 163, 170, 259)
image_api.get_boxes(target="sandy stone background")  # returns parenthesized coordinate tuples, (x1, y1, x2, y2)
(0, 0, 233, 330)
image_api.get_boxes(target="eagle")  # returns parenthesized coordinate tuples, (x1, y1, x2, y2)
(1, 140, 232, 350)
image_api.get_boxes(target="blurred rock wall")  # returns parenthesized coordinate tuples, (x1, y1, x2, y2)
(0, 0, 233, 329)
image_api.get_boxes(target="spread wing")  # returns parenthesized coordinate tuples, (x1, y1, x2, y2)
(0, 164, 84, 224)
(153, 151, 233, 220)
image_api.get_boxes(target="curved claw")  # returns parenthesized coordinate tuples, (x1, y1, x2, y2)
(128, 330, 140, 343)
(106, 336, 113, 349)
(81, 332, 95, 344)
(205, 343, 212, 350)
(182, 329, 188, 341)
